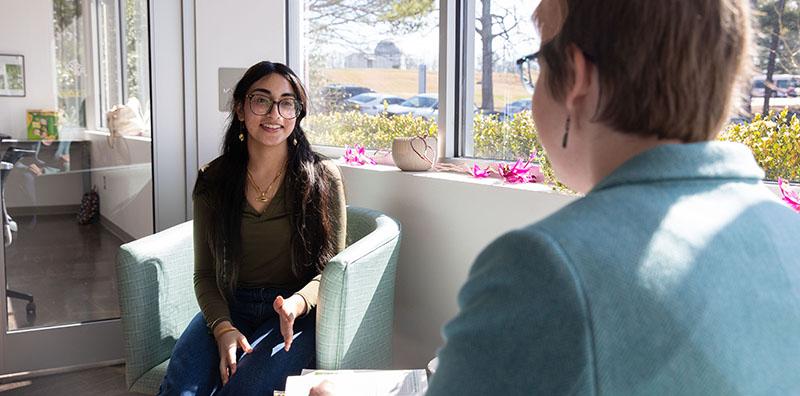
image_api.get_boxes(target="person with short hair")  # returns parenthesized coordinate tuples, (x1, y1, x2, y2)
(426, 0, 800, 394)
(158, 61, 346, 396)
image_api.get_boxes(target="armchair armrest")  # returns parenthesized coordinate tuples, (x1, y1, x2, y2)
(116, 221, 198, 392)
(316, 207, 401, 369)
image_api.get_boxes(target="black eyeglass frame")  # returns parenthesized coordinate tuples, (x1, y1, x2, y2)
(515, 49, 596, 94)
(515, 52, 540, 94)
(246, 93, 303, 119)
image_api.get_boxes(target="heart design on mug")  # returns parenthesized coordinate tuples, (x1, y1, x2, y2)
(410, 136, 435, 165)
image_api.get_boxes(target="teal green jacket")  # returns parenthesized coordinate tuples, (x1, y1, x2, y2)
(428, 142, 800, 395)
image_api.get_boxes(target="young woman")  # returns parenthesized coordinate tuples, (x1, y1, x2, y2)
(158, 61, 346, 396)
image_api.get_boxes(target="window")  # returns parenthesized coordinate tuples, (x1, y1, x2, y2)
(97, 0, 122, 127)
(301, 0, 440, 151)
(95, 0, 150, 131)
(122, 0, 150, 125)
(460, 0, 537, 161)
(54, 0, 89, 128)
(294, 1, 798, 184)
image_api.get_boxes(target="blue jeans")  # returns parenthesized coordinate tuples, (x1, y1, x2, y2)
(157, 287, 316, 396)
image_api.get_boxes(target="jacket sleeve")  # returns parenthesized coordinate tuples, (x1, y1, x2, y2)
(426, 228, 595, 396)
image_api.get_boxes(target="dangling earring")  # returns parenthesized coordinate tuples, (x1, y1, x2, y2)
(293, 137, 298, 146)
(562, 115, 571, 148)
(238, 130, 245, 142)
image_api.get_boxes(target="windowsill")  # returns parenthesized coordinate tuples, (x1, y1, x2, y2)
(84, 129, 153, 142)
(336, 159, 565, 195)
(314, 144, 568, 195)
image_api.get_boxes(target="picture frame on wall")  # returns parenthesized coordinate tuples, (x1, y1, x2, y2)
(0, 54, 25, 97)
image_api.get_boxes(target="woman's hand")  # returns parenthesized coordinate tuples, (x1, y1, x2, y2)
(309, 380, 339, 396)
(273, 295, 308, 351)
(213, 321, 253, 385)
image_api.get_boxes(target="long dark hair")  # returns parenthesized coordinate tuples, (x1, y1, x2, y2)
(193, 61, 336, 300)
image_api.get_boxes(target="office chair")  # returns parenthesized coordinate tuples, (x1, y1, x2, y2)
(0, 136, 38, 325)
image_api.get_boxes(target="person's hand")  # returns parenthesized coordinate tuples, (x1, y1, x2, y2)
(309, 380, 339, 396)
(213, 321, 252, 385)
(272, 295, 308, 351)
(28, 163, 42, 176)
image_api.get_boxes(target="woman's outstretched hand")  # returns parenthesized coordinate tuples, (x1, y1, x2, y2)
(273, 295, 308, 351)
(213, 321, 253, 385)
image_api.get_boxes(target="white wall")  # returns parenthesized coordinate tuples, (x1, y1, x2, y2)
(194, 0, 286, 168)
(338, 165, 575, 368)
(0, 0, 57, 138)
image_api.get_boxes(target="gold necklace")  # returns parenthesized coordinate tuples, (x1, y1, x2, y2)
(247, 163, 286, 203)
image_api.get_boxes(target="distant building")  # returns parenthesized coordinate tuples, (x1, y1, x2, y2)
(345, 40, 403, 69)
(374, 40, 401, 68)
(345, 52, 374, 68)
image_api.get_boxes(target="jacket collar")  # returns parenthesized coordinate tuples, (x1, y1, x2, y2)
(591, 141, 764, 192)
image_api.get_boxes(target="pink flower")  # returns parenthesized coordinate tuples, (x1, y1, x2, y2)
(468, 164, 491, 178)
(497, 159, 537, 184)
(343, 144, 376, 166)
(778, 178, 800, 212)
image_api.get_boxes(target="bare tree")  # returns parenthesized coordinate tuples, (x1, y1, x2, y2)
(476, 0, 521, 112)
(306, 0, 435, 53)
(763, 0, 787, 115)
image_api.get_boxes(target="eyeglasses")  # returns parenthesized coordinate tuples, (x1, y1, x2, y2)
(516, 52, 540, 94)
(516, 49, 596, 94)
(247, 94, 302, 119)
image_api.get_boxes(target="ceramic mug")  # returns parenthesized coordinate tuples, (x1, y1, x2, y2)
(391, 136, 438, 171)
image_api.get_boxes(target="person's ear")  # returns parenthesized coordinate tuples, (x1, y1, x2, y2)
(564, 44, 594, 119)
(235, 102, 245, 122)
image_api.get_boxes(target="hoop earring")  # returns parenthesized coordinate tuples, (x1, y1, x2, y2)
(562, 115, 571, 149)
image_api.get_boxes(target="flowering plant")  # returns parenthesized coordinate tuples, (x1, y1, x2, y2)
(467, 164, 491, 178)
(778, 178, 800, 212)
(343, 144, 376, 166)
(466, 151, 541, 184)
(497, 159, 536, 184)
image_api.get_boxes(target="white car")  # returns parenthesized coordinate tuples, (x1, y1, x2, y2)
(386, 93, 439, 120)
(345, 93, 407, 115)
(751, 74, 800, 97)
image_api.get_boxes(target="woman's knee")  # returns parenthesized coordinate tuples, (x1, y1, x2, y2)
(158, 313, 220, 395)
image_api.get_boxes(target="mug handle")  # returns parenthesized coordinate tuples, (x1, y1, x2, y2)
(410, 136, 435, 165)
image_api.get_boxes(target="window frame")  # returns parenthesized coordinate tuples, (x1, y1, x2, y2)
(94, 0, 125, 129)
(87, 0, 150, 131)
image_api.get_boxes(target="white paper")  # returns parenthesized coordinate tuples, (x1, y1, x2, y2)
(284, 369, 428, 396)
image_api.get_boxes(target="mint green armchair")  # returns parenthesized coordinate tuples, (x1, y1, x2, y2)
(116, 207, 401, 394)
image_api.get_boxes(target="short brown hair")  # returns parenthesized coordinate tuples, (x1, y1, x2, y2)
(537, 0, 752, 142)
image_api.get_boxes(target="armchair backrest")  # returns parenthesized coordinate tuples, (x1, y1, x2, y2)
(316, 206, 402, 369)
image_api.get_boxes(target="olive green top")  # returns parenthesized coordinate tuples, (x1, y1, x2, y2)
(193, 158, 347, 330)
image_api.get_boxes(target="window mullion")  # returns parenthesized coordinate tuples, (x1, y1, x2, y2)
(459, 0, 476, 158)
(117, 0, 127, 103)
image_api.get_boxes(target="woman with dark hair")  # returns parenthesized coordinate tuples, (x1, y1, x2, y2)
(158, 61, 346, 396)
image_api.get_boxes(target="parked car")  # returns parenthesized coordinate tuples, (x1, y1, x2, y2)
(345, 93, 406, 115)
(385, 93, 439, 119)
(318, 84, 375, 113)
(751, 74, 800, 98)
(504, 98, 532, 115)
